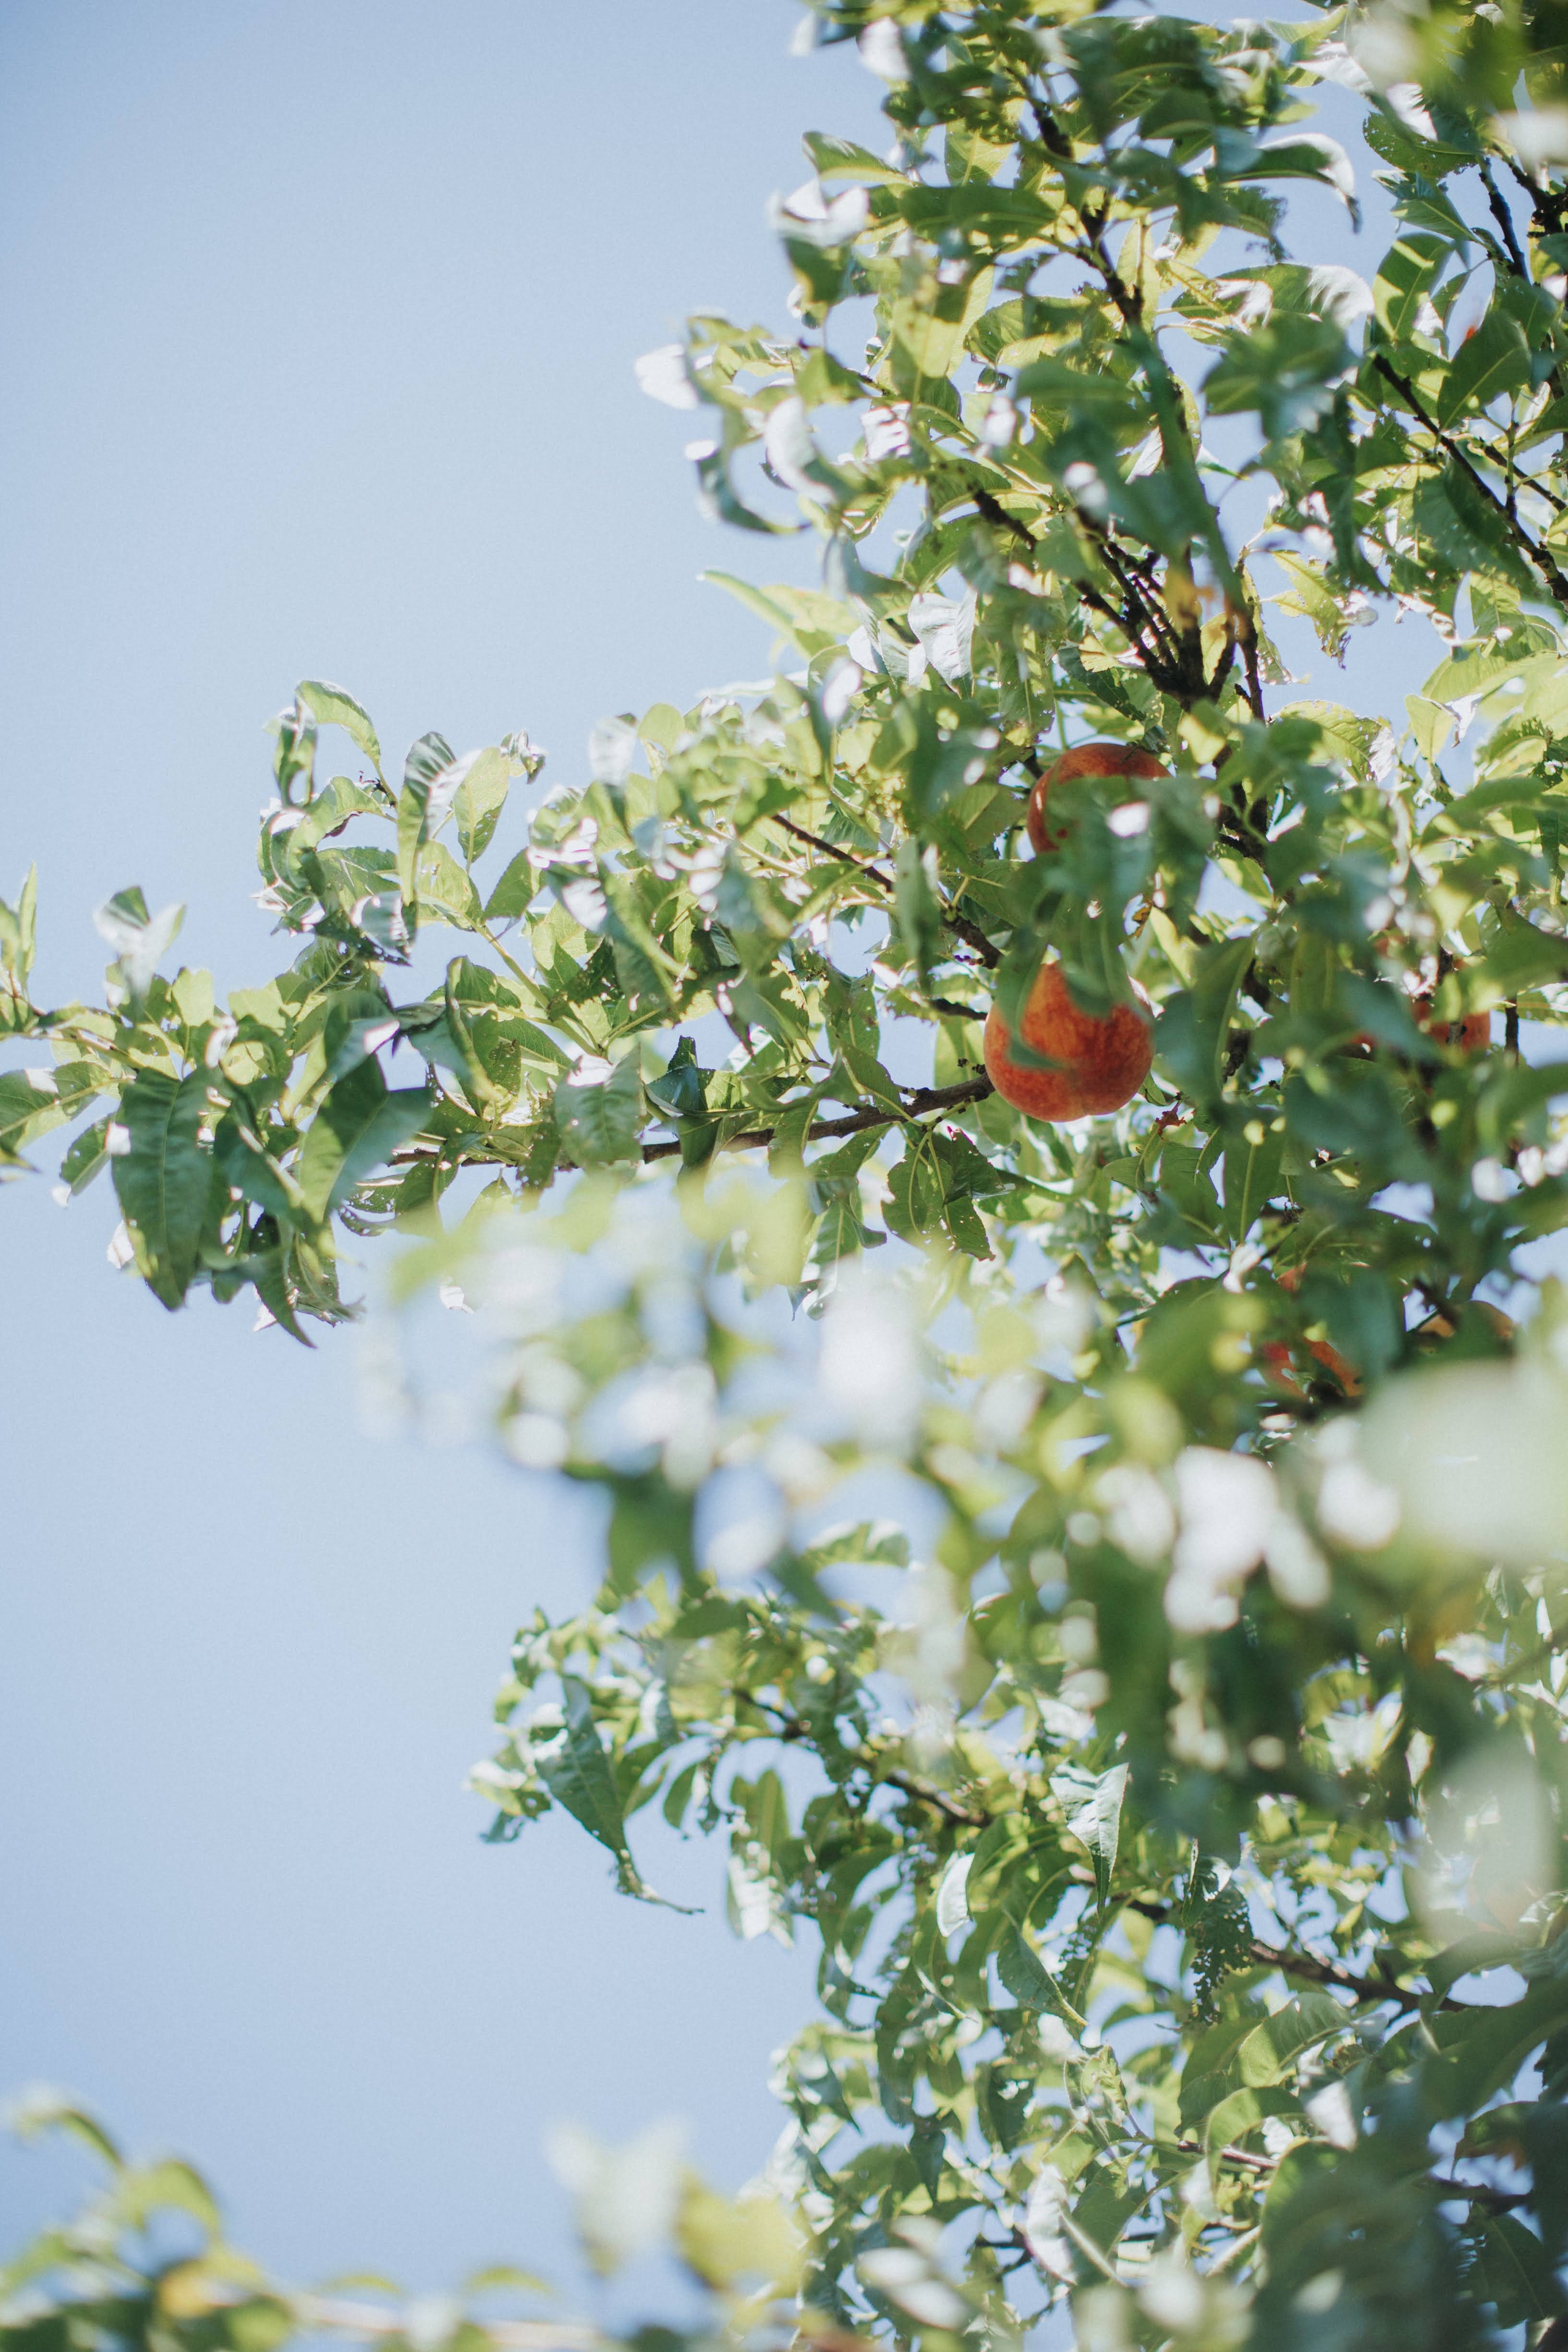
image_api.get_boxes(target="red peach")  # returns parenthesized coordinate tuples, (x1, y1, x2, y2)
(1026, 741, 1169, 855)
(1272, 1270, 1361, 1394)
(1411, 994, 1491, 1054)
(984, 959, 1154, 1122)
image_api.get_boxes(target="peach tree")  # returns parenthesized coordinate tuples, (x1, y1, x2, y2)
(6, 3, 1568, 2348)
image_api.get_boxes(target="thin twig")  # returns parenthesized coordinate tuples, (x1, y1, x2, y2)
(647, 1074, 998, 1162)
(1128, 1900, 1464, 2013)
(772, 812, 897, 893)
(1478, 157, 1528, 280)
(768, 810, 1001, 970)
(1239, 607, 1265, 723)
(1172, 2137, 1274, 2177)
(1373, 354, 1568, 608)
(881, 1768, 990, 1829)
(757, 1700, 992, 1828)
(1431, 2178, 1530, 2211)
(388, 1074, 998, 1179)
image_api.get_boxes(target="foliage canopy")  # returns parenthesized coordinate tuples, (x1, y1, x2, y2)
(8, 2, 1568, 2347)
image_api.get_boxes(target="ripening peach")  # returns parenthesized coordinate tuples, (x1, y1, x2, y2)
(984, 959, 1154, 1122)
(1261, 1336, 1361, 1397)
(1026, 740, 1168, 855)
(1411, 994, 1491, 1054)
(1352, 958, 1492, 1056)
(1266, 1269, 1361, 1396)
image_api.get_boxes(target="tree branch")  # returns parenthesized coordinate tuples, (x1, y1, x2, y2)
(1373, 353, 1568, 609)
(769, 810, 1001, 969)
(1076, 209, 1142, 327)
(973, 484, 1189, 696)
(389, 1075, 998, 1180)
(771, 811, 897, 893)
(754, 1701, 993, 1827)
(294, 2305, 600, 2352)
(1238, 603, 1266, 722)
(1128, 1900, 1463, 2012)
(1431, 2177, 1531, 2211)
(640, 1075, 996, 1163)
(1172, 2136, 1275, 2177)
(1478, 156, 1528, 282)
(881, 1767, 991, 1829)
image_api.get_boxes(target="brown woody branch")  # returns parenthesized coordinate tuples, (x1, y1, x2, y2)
(1077, 206, 1143, 327)
(388, 1074, 997, 1179)
(1476, 157, 1566, 405)
(1479, 157, 1529, 280)
(639, 1074, 995, 1163)
(1373, 353, 1568, 609)
(1023, 91, 1073, 164)
(772, 811, 897, 893)
(184, 2284, 597, 2352)
(976, 484, 1175, 678)
(755, 1700, 993, 1827)
(770, 811, 1001, 969)
(1128, 1899, 1463, 2013)
(974, 486, 1240, 711)
(1430, 2179, 1530, 2212)
(1171, 2136, 1274, 2177)
(1238, 605, 1265, 723)
(881, 1768, 991, 1829)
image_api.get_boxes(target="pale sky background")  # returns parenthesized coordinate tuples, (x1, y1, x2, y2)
(0, 0, 1471, 2318)
(0, 0, 888, 2297)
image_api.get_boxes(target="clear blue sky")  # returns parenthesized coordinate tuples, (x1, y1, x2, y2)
(0, 0, 1468, 2313)
(0, 0, 887, 2298)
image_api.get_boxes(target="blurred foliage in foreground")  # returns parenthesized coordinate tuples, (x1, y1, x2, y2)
(8, 0, 1568, 2345)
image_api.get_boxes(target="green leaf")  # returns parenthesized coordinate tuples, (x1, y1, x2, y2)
(94, 886, 184, 1002)
(1436, 307, 1532, 427)
(1203, 314, 1349, 438)
(1233, 1995, 1347, 2091)
(885, 1139, 946, 1244)
(214, 1110, 296, 1220)
(552, 1056, 644, 1166)
(111, 1071, 214, 1310)
(893, 837, 944, 982)
(1203, 2084, 1299, 2166)
(1273, 553, 1359, 660)
(536, 1674, 636, 1874)
(1155, 935, 1253, 1107)
(297, 680, 383, 775)
(415, 838, 483, 928)
(998, 1931, 1082, 2025)
(1466, 2211, 1563, 2330)
(890, 265, 994, 388)
(484, 848, 537, 922)
(1373, 232, 1451, 341)
(1410, 463, 1535, 593)
(294, 1060, 434, 1220)
(0, 863, 37, 989)
(535, 1675, 692, 1909)
(395, 730, 457, 926)
(1231, 132, 1358, 218)
(453, 746, 512, 865)
(0, 1067, 75, 1156)
(58, 1114, 111, 1195)
(1422, 1975, 1568, 2122)
(702, 572, 857, 657)
(1049, 1762, 1127, 1909)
